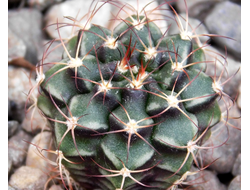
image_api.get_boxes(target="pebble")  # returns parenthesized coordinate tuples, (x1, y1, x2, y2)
(8, 8, 44, 65)
(8, 120, 19, 138)
(49, 184, 64, 190)
(228, 175, 241, 190)
(8, 130, 32, 168)
(175, 0, 225, 13)
(8, 66, 36, 109)
(199, 104, 241, 174)
(44, 0, 113, 39)
(27, 0, 63, 11)
(232, 153, 241, 176)
(8, 27, 26, 62)
(186, 168, 227, 190)
(237, 84, 241, 109)
(185, 1, 219, 20)
(9, 166, 48, 190)
(8, 185, 16, 190)
(204, 1, 241, 60)
(8, 158, 13, 175)
(26, 132, 53, 171)
(8, 65, 36, 122)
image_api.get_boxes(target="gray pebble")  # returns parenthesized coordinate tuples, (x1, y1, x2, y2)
(8, 130, 32, 168)
(8, 8, 44, 64)
(228, 175, 241, 190)
(199, 104, 241, 174)
(237, 84, 241, 109)
(8, 120, 19, 138)
(8, 27, 26, 62)
(232, 153, 241, 176)
(8, 66, 37, 122)
(204, 1, 241, 60)
(175, 0, 225, 14)
(27, 0, 63, 11)
(8, 158, 13, 175)
(8, 185, 16, 190)
(186, 168, 227, 190)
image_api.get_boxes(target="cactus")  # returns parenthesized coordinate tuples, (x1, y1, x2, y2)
(26, 0, 239, 189)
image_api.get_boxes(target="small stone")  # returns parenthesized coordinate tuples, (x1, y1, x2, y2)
(8, 8, 44, 64)
(186, 168, 227, 190)
(8, 100, 12, 118)
(8, 27, 26, 62)
(9, 166, 48, 190)
(8, 66, 36, 107)
(49, 184, 64, 190)
(26, 132, 53, 170)
(199, 104, 241, 174)
(8, 158, 13, 175)
(237, 84, 241, 109)
(188, 1, 219, 20)
(204, 1, 241, 60)
(175, 0, 225, 13)
(8, 120, 19, 137)
(28, 0, 63, 11)
(8, 66, 38, 123)
(228, 175, 241, 190)
(8, 130, 32, 168)
(8, 185, 16, 190)
(232, 153, 241, 176)
(44, 0, 113, 39)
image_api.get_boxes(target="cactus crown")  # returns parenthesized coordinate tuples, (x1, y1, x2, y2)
(25, 0, 239, 189)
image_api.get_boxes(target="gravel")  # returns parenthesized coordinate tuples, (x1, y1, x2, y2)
(8, 0, 241, 189)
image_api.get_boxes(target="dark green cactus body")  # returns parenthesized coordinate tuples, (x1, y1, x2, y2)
(38, 15, 221, 190)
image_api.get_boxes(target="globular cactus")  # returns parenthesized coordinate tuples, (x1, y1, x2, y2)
(26, 0, 239, 189)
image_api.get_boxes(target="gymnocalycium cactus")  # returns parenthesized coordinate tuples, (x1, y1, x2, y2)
(26, 0, 240, 189)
